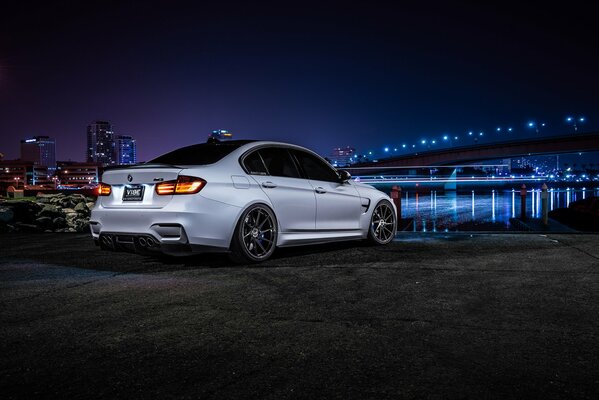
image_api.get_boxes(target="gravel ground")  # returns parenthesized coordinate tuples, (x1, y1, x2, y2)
(1, 233, 598, 399)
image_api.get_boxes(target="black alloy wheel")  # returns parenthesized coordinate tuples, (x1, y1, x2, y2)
(230, 204, 277, 263)
(368, 200, 396, 245)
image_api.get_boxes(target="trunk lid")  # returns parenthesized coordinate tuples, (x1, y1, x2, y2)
(99, 165, 184, 208)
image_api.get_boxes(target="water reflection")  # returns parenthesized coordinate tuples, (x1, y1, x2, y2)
(394, 188, 596, 232)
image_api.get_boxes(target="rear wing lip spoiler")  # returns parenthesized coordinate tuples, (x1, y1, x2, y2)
(103, 163, 183, 171)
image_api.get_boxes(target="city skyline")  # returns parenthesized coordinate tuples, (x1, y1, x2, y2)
(1, 2, 598, 162)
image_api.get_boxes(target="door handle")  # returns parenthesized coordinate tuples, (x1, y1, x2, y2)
(261, 181, 277, 188)
(315, 187, 327, 194)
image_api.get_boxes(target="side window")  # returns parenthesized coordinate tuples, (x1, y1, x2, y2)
(243, 151, 268, 175)
(292, 150, 340, 182)
(258, 148, 301, 178)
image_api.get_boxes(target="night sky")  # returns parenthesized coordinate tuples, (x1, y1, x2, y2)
(1, 1, 598, 162)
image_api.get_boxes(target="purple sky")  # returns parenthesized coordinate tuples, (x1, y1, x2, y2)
(1, 1, 598, 162)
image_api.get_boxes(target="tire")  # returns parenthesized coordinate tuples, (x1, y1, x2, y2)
(367, 200, 396, 245)
(229, 204, 278, 263)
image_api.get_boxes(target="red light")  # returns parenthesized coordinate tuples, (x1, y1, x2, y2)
(155, 176, 206, 195)
(98, 182, 112, 196)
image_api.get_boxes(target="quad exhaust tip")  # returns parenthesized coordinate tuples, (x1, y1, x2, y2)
(100, 235, 115, 249)
(137, 236, 158, 248)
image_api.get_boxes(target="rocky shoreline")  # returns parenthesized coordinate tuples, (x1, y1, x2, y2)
(0, 193, 95, 233)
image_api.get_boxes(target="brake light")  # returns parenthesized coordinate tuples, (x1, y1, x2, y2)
(155, 176, 206, 195)
(98, 182, 112, 196)
(155, 182, 176, 195)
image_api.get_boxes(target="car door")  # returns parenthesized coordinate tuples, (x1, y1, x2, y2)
(243, 147, 316, 232)
(291, 149, 362, 230)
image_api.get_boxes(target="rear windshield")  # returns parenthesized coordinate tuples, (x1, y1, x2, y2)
(149, 141, 251, 165)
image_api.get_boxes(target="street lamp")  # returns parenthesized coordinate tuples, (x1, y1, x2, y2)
(443, 135, 455, 147)
(527, 121, 546, 134)
(565, 116, 586, 133)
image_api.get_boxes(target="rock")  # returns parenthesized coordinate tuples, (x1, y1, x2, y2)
(36, 193, 61, 201)
(38, 204, 61, 218)
(60, 198, 75, 209)
(86, 202, 96, 210)
(35, 216, 54, 230)
(73, 219, 90, 232)
(52, 217, 67, 229)
(0, 206, 14, 223)
(62, 208, 76, 214)
(74, 202, 88, 213)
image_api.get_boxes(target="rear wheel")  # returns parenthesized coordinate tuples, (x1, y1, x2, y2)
(229, 204, 277, 263)
(367, 200, 396, 245)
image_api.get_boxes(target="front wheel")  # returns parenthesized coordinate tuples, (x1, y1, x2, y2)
(229, 204, 277, 263)
(367, 200, 396, 245)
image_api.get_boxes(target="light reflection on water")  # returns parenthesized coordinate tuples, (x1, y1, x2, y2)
(388, 187, 598, 232)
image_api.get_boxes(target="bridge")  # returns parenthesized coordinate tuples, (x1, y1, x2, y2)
(349, 132, 599, 170)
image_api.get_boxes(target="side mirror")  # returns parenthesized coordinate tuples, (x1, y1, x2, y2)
(338, 170, 351, 182)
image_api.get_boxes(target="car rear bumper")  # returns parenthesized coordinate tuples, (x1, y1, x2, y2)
(90, 195, 242, 254)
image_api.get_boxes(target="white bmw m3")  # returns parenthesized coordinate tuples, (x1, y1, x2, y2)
(90, 139, 396, 262)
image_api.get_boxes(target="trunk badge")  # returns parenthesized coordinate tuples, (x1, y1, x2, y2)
(127, 174, 133, 182)
(153, 178, 164, 182)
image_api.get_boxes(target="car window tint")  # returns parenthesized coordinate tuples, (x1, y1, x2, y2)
(259, 148, 300, 178)
(149, 141, 252, 165)
(243, 151, 268, 175)
(292, 150, 339, 182)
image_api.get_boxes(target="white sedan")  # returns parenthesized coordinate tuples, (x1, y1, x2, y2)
(90, 139, 396, 262)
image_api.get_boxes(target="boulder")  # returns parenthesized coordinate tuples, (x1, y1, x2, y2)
(38, 204, 61, 218)
(35, 216, 54, 230)
(52, 217, 67, 229)
(86, 202, 96, 210)
(74, 202, 89, 213)
(72, 219, 90, 232)
(60, 198, 76, 209)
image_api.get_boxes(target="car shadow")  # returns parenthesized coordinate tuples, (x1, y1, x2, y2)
(0, 233, 382, 273)
(156, 240, 373, 270)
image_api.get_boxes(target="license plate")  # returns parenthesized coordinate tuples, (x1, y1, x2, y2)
(123, 185, 145, 201)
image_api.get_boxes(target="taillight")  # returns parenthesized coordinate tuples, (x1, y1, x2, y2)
(155, 176, 206, 195)
(155, 181, 176, 195)
(98, 182, 112, 196)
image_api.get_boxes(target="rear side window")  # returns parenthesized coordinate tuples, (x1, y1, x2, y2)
(150, 142, 245, 165)
(258, 147, 301, 178)
(292, 149, 340, 182)
(243, 151, 268, 175)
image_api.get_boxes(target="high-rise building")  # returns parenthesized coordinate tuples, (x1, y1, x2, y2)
(20, 136, 56, 173)
(115, 135, 137, 165)
(328, 146, 356, 167)
(87, 121, 116, 165)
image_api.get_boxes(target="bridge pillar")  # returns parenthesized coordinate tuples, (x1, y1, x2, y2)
(520, 184, 527, 220)
(541, 183, 549, 225)
(391, 185, 402, 224)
